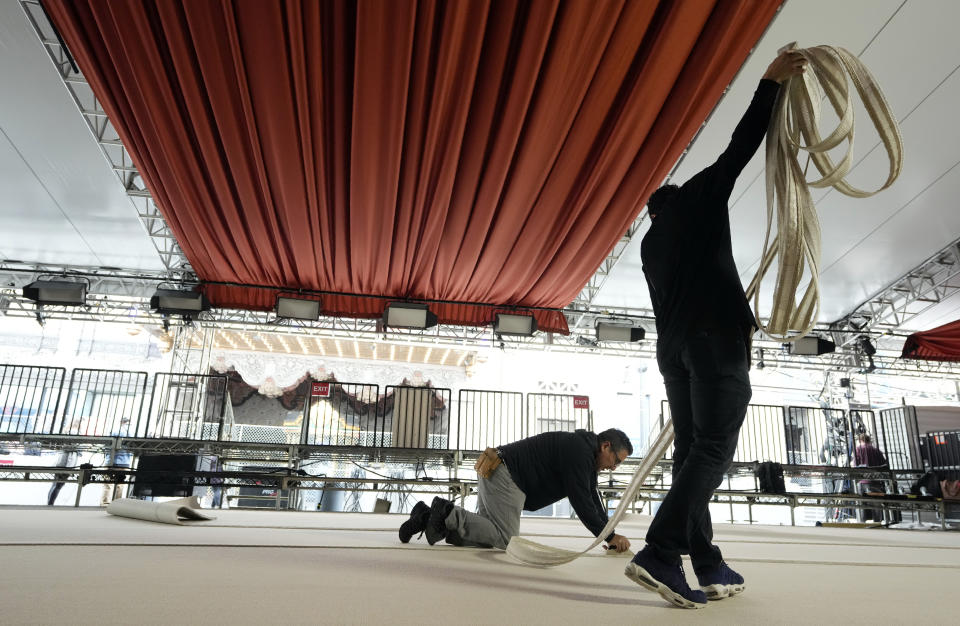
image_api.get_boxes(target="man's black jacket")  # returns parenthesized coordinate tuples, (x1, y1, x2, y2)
(498, 429, 613, 541)
(641, 79, 781, 362)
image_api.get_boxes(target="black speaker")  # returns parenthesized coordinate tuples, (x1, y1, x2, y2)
(132, 454, 198, 497)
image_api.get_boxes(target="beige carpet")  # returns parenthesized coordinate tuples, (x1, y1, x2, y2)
(1, 507, 957, 625)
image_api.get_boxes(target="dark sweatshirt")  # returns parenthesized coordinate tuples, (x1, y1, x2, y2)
(498, 429, 613, 541)
(641, 79, 781, 362)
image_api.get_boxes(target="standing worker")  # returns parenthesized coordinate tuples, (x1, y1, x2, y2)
(625, 50, 808, 609)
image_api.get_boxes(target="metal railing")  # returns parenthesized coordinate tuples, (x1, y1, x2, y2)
(877, 406, 923, 470)
(456, 389, 524, 452)
(736, 404, 790, 464)
(0, 361, 944, 471)
(657, 401, 912, 470)
(58, 368, 148, 437)
(0, 364, 66, 434)
(526, 393, 591, 437)
(785, 406, 851, 466)
(924, 430, 960, 479)
(379, 386, 452, 449)
(144, 373, 228, 440)
(304, 382, 380, 446)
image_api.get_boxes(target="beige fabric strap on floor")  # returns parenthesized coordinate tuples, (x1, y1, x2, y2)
(106, 496, 217, 525)
(506, 419, 674, 566)
(745, 43, 903, 340)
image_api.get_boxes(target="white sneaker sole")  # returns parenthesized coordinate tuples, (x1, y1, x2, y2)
(624, 562, 707, 610)
(702, 582, 746, 600)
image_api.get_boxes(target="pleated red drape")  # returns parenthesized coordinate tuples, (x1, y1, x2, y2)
(902, 319, 960, 363)
(44, 0, 781, 333)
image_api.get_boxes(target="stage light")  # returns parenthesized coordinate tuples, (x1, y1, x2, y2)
(22, 280, 86, 306)
(787, 336, 835, 356)
(858, 335, 877, 356)
(383, 303, 437, 329)
(276, 296, 321, 321)
(494, 313, 537, 337)
(150, 288, 210, 316)
(595, 321, 645, 343)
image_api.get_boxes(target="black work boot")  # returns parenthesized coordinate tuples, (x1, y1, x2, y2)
(424, 496, 455, 545)
(398, 501, 430, 543)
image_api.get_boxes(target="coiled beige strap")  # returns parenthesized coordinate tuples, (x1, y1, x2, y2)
(745, 44, 903, 340)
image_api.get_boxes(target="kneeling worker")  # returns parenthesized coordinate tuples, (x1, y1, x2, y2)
(399, 428, 632, 552)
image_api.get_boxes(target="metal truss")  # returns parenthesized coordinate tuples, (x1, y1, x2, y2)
(20, 1, 194, 278)
(830, 236, 960, 348)
(568, 216, 647, 324)
(4, 270, 960, 377)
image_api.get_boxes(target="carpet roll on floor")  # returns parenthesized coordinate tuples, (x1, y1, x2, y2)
(106, 496, 217, 525)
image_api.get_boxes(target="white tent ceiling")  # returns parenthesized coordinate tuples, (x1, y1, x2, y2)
(0, 1, 163, 272)
(1, 0, 958, 336)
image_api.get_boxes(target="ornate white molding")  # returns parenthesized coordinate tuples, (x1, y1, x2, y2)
(210, 350, 467, 394)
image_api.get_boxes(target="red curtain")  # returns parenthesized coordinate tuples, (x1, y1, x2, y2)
(44, 0, 781, 334)
(902, 319, 960, 362)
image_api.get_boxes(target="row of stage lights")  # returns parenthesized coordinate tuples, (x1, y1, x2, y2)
(20, 279, 646, 344)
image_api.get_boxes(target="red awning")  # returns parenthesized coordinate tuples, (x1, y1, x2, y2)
(901, 319, 960, 362)
(44, 0, 782, 334)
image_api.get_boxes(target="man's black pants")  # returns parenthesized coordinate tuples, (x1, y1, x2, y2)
(646, 328, 752, 571)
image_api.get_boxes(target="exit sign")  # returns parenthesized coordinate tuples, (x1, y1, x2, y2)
(573, 396, 589, 409)
(311, 382, 331, 397)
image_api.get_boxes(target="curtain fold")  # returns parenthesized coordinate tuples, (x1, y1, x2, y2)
(44, 0, 782, 334)
(901, 319, 960, 363)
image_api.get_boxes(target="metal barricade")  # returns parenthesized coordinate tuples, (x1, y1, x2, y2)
(526, 393, 591, 437)
(145, 373, 228, 440)
(304, 382, 379, 447)
(0, 364, 65, 434)
(378, 385, 452, 449)
(877, 406, 923, 470)
(849, 409, 878, 441)
(58, 368, 148, 436)
(456, 389, 524, 452)
(924, 430, 960, 479)
(736, 404, 789, 463)
(785, 406, 851, 466)
(660, 401, 789, 463)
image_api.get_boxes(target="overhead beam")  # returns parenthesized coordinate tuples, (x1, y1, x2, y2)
(830, 236, 960, 347)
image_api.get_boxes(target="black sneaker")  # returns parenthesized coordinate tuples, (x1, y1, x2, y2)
(424, 496, 455, 545)
(624, 545, 707, 609)
(398, 501, 430, 543)
(696, 561, 745, 600)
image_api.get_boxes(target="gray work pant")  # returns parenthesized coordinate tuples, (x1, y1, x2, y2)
(445, 463, 525, 549)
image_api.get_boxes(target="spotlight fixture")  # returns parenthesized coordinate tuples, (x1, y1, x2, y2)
(150, 288, 210, 316)
(595, 321, 645, 343)
(755, 348, 765, 370)
(383, 302, 437, 329)
(494, 313, 537, 337)
(786, 336, 836, 356)
(276, 296, 321, 321)
(857, 335, 877, 356)
(22, 279, 87, 306)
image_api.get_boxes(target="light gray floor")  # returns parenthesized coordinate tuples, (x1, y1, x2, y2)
(1, 507, 958, 624)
